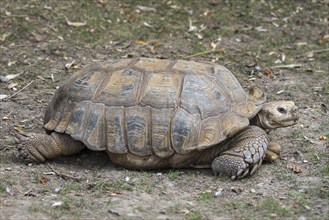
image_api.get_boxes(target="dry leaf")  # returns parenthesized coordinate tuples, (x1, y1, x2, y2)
(7, 82, 18, 89)
(255, 26, 268, 32)
(281, 53, 286, 62)
(0, 73, 21, 82)
(287, 163, 303, 173)
(135, 40, 148, 45)
(296, 42, 308, 46)
(65, 60, 77, 70)
(319, 34, 329, 43)
(39, 176, 49, 185)
(262, 67, 275, 78)
(231, 186, 243, 194)
(143, 22, 153, 28)
(188, 18, 197, 32)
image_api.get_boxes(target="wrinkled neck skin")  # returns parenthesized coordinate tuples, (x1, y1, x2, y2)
(250, 114, 272, 133)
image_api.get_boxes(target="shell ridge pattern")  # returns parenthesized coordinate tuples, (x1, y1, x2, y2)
(151, 108, 176, 157)
(125, 106, 153, 156)
(180, 74, 228, 119)
(93, 68, 143, 107)
(54, 99, 77, 133)
(104, 106, 128, 154)
(135, 69, 147, 105)
(65, 101, 92, 142)
(177, 74, 186, 108)
(79, 101, 93, 143)
(91, 69, 113, 101)
(83, 102, 107, 150)
(45, 98, 66, 131)
(170, 108, 201, 154)
(138, 71, 183, 109)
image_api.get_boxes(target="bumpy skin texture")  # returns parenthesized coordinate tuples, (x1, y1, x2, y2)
(16, 132, 85, 163)
(211, 126, 268, 180)
(15, 58, 299, 180)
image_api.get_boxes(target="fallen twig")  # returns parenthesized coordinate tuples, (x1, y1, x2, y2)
(303, 48, 329, 55)
(181, 48, 225, 59)
(8, 80, 34, 99)
(46, 163, 82, 182)
(271, 64, 302, 69)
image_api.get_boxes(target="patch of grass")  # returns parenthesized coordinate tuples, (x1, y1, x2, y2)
(273, 165, 295, 181)
(0, 175, 14, 195)
(307, 184, 329, 199)
(222, 200, 249, 212)
(322, 165, 329, 177)
(28, 196, 84, 219)
(307, 153, 321, 163)
(289, 191, 310, 208)
(135, 178, 155, 194)
(60, 182, 85, 194)
(167, 203, 183, 213)
(186, 210, 202, 220)
(141, 171, 153, 178)
(261, 197, 292, 218)
(322, 83, 329, 94)
(93, 179, 133, 196)
(168, 170, 180, 181)
(198, 190, 213, 202)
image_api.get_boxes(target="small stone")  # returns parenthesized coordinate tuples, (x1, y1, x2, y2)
(5, 186, 11, 194)
(255, 66, 262, 71)
(54, 187, 61, 193)
(214, 188, 223, 197)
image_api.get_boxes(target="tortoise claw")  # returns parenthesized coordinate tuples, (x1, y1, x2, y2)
(14, 131, 44, 163)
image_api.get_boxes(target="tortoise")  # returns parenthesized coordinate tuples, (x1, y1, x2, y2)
(15, 58, 299, 180)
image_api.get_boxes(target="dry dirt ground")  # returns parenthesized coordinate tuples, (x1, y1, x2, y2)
(0, 1, 328, 219)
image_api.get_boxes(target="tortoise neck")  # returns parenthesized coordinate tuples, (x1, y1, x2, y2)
(250, 113, 267, 130)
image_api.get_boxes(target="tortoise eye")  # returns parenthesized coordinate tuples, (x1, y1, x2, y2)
(277, 107, 286, 114)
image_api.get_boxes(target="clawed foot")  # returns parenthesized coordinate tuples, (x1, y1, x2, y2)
(211, 126, 268, 180)
(15, 131, 45, 163)
(212, 153, 264, 180)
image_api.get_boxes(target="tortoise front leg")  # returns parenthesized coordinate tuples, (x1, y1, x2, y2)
(211, 126, 268, 180)
(15, 131, 85, 163)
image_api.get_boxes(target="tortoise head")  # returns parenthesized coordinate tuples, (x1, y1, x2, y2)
(257, 101, 299, 129)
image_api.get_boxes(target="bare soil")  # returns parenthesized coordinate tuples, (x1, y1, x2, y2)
(0, 1, 328, 219)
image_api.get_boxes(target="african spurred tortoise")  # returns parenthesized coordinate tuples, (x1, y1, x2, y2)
(16, 58, 299, 180)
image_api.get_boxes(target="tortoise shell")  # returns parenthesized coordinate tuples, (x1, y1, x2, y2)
(44, 58, 262, 158)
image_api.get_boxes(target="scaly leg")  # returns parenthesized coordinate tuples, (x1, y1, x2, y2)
(15, 131, 85, 163)
(211, 126, 268, 180)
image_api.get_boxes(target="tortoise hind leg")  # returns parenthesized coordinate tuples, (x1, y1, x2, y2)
(15, 131, 85, 163)
(211, 126, 268, 180)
